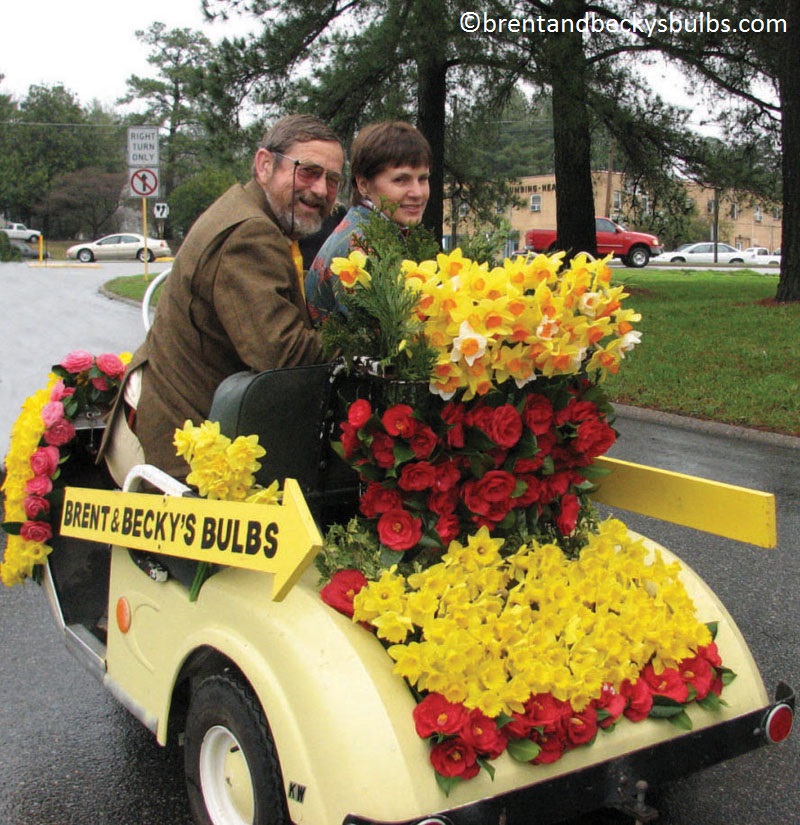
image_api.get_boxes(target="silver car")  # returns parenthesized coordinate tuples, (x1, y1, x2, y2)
(651, 242, 746, 264)
(66, 233, 172, 263)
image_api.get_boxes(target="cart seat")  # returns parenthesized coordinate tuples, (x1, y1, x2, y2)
(208, 363, 359, 525)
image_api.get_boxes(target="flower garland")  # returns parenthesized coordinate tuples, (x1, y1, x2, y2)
(1, 350, 129, 586)
(323, 520, 734, 793)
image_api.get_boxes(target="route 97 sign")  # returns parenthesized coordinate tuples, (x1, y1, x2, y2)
(129, 167, 159, 199)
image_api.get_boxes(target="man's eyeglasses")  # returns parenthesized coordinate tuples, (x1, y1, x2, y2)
(272, 151, 342, 193)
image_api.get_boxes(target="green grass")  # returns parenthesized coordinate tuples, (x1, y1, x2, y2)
(604, 269, 800, 436)
(103, 268, 800, 437)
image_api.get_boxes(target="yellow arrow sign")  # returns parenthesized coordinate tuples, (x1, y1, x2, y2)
(59, 478, 322, 600)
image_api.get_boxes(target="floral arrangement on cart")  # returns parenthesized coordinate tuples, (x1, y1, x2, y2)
(314, 220, 735, 793)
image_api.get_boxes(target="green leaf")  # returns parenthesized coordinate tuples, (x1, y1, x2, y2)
(435, 771, 460, 797)
(706, 621, 719, 640)
(697, 692, 723, 712)
(1, 521, 23, 536)
(477, 756, 496, 781)
(506, 737, 541, 762)
(667, 710, 694, 730)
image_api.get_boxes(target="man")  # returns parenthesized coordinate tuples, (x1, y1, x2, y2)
(104, 114, 344, 481)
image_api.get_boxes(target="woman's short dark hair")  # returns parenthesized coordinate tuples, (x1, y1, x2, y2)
(350, 122, 433, 205)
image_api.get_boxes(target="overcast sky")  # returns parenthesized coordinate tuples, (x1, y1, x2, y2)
(0, 0, 254, 107)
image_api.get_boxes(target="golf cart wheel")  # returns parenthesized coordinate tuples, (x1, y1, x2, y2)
(184, 672, 290, 825)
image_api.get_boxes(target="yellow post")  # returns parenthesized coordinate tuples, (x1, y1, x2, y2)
(38, 235, 44, 262)
(141, 197, 150, 281)
(591, 456, 777, 548)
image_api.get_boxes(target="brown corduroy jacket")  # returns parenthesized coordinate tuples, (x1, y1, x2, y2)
(112, 178, 324, 479)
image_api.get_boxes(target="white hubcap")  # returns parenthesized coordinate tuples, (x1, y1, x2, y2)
(199, 725, 255, 825)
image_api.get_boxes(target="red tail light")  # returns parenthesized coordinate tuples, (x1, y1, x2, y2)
(764, 703, 793, 743)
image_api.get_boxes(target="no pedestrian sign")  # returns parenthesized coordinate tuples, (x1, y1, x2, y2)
(129, 168, 159, 198)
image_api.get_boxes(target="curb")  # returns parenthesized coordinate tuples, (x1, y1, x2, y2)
(613, 403, 800, 450)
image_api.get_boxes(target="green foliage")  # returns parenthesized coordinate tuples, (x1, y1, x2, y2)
(0, 232, 21, 262)
(168, 166, 240, 237)
(320, 211, 440, 381)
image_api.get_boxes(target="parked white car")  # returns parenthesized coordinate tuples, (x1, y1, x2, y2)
(743, 247, 781, 266)
(2, 222, 42, 242)
(66, 233, 172, 263)
(651, 242, 746, 265)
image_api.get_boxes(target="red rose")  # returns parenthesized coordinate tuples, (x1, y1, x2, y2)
(43, 418, 76, 447)
(20, 520, 53, 544)
(433, 459, 462, 491)
(515, 475, 543, 507)
(369, 431, 397, 469)
(413, 693, 469, 737)
(320, 569, 368, 618)
(460, 709, 508, 759)
(434, 513, 460, 545)
(476, 469, 517, 502)
(24, 495, 50, 520)
(678, 654, 715, 700)
(642, 663, 690, 703)
(442, 402, 466, 448)
(26, 475, 53, 497)
(555, 493, 581, 535)
(514, 454, 544, 474)
(347, 398, 372, 428)
(522, 394, 554, 435)
(377, 508, 422, 552)
(575, 417, 616, 458)
(408, 424, 438, 459)
(487, 404, 523, 448)
(697, 641, 722, 668)
(429, 737, 480, 779)
(564, 705, 598, 747)
(461, 479, 492, 517)
(428, 487, 460, 516)
(359, 482, 403, 517)
(30, 445, 60, 477)
(339, 421, 360, 459)
(595, 684, 627, 729)
(381, 404, 416, 437)
(621, 677, 653, 722)
(504, 710, 535, 739)
(531, 729, 566, 764)
(555, 398, 599, 426)
(96, 352, 125, 379)
(398, 461, 437, 491)
(524, 693, 571, 734)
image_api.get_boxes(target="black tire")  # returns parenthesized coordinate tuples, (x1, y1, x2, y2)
(625, 246, 650, 268)
(730, 257, 743, 264)
(137, 248, 155, 262)
(77, 248, 94, 263)
(184, 672, 291, 825)
(671, 256, 686, 263)
(28, 234, 39, 243)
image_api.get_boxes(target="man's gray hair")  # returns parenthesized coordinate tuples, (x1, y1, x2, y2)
(259, 114, 341, 154)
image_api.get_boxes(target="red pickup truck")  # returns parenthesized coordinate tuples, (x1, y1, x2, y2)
(525, 217, 663, 268)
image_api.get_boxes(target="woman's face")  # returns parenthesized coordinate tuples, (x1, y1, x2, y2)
(357, 165, 430, 226)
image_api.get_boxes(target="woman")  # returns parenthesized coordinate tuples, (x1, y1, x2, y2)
(305, 120, 432, 323)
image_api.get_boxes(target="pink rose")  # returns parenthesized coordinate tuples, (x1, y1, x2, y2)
(30, 445, 60, 477)
(50, 380, 75, 402)
(20, 520, 53, 544)
(26, 475, 53, 496)
(44, 418, 76, 447)
(41, 401, 65, 428)
(91, 376, 110, 392)
(60, 349, 94, 373)
(96, 352, 125, 379)
(24, 495, 51, 520)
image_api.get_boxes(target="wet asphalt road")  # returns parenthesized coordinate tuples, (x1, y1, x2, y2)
(0, 259, 798, 824)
